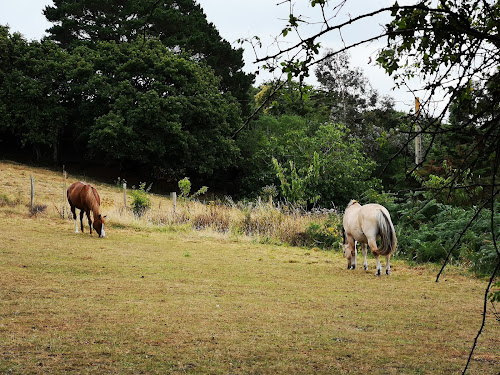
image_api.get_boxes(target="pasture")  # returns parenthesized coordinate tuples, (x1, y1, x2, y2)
(0, 161, 499, 374)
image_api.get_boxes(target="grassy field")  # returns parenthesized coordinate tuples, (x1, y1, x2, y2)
(0, 161, 499, 374)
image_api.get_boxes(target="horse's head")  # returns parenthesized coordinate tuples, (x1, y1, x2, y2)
(93, 214, 107, 238)
(343, 243, 351, 259)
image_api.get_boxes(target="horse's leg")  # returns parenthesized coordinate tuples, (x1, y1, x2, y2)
(374, 255, 382, 276)
(385, 254, 391, 275)
(362, 242, 368, 270)
(71, 206, 79, 233)
(86, 210, 93, 236)
(368, 238, 382, 276)
(79, 210, 84, 233)
(352, 241, 357, 270)
(346, 237, 356, 270)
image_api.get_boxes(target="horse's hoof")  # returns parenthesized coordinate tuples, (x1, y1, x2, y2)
(375, 270, 381, 276)
(386, 270, 390, 275)
(364, 266, 368, 271)
(352, 265, 356, 270)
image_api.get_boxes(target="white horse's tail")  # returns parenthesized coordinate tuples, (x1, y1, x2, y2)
(375, 210, 397, 256)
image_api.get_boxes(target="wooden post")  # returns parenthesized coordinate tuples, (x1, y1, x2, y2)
(30, 175, 34, 209)
(415, 97, 423, 166)
(62, 166, 67, 218)
(171, 192, 177, 214)
(123, 182, 127, 207)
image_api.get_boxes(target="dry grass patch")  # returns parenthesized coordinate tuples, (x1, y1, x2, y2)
(0, 160, 335, 246)
(0, 215, 498, 374)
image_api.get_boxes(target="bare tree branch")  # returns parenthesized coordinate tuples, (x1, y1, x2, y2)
(462, 259, 500, 374)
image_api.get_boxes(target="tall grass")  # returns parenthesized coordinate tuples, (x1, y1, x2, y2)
(0, 161, 342, 249)
(109, 194, 341, 249)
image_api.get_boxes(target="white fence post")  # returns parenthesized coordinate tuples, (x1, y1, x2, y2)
(123, 182, 127, 207)
(171, 192, 177, 214)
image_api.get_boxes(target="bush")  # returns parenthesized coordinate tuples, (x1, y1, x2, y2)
(29, 204, 47, 217)
(305, 213, 342, 249)
(394, 197, 499, 275)
(178, 177, 208, 201)
(130, 182, 152, 217)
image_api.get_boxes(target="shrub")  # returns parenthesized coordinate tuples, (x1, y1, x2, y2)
(130, 182, 152, 217)
(178, 177, 208, 201)
(394, 197, 499, 275)
(29, 204, 47, 216)
(305, 213, 343, 249)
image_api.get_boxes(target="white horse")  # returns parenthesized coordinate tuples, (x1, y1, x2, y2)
(342, 200, 397, 275)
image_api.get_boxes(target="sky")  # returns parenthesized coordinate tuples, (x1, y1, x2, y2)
(0, 0, 423, 113)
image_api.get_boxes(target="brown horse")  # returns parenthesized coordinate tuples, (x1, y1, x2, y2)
(67, 182, 106, 237)
(342, 200, 397, 275)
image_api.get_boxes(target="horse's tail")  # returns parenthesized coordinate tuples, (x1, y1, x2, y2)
(375, 209, 397, 256)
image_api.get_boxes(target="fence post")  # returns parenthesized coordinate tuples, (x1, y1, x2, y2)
(171, 192, 177, 214)
(62, 166, 67, 218)
(415, 97, 423, 166)
(123, 182, 127, 207)
(30, 175, 34, 210)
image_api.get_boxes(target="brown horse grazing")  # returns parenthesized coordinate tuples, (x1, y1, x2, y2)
(342, 200, 397, 275)
(67, 182, 106, 237)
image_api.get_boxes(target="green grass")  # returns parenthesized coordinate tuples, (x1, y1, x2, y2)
(0, 160, 499, 374)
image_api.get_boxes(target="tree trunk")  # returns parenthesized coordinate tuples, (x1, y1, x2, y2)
(33, 146, 41, 162)
(53, 142, 59, 163)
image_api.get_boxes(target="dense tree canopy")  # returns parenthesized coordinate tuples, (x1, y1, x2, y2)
(0, 27, 74, 161)
(0, 26, 241, 181)
(1, 1, 498, 369)
(83, 39, 242, 177)
(43, 0, 254, 111)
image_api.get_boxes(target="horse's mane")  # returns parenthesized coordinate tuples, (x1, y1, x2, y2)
(84, 184, 101, 215)
(346, 199, 358, 209)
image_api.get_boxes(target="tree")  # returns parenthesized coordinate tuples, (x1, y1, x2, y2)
(81, 39, 242, 179)
(237, 111, 379, 207)
(314, 51, 410, 187)
(0, 25, 242, 180)
(379, 6, 499, 336)
(0, 27, 72, 162)
(315, 51, 377, 125)
(299, 122, 380, 206)
(273, 151, 321, 207)
(254, 80, 318, 118)
(43, 0, 254, 113)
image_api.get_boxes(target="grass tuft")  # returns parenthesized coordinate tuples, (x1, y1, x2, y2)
(29, 203, 47, 216)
